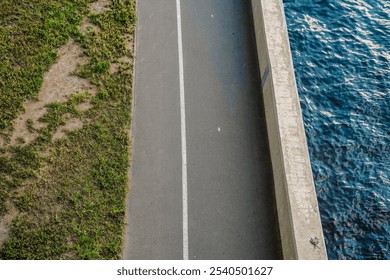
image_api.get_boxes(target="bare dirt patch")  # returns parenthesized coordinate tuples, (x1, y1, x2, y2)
(109, 63, 120, 74)
(52, 118, 84, 141)
(76, 101, 93, 112)
(9, 40, 95, 146)
(0, 202, 19, 248)
(90, 0, 110, 14)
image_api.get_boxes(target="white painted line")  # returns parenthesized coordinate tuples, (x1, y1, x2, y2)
(176, 0, 189, 261)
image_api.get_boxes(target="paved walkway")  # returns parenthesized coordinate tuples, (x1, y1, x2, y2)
(123, 0, 282, 260)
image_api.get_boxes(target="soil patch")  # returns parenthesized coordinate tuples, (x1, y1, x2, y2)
(0, 203, 19, 248)
(9, 40, 95, 146)
(53, 118, 84, 141)
(76, 102, 93, 112)
(90, 0, 111, 14)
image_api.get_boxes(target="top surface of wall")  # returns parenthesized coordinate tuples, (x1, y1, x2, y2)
(251, 0, 328, 259)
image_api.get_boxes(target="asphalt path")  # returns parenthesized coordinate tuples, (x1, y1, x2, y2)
(124, 0, 282, 260)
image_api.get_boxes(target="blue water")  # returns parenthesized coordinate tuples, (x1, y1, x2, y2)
(283, 0, 389, 259)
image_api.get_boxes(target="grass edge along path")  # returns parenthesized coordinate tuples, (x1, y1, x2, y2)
(0, 0, 136, 259)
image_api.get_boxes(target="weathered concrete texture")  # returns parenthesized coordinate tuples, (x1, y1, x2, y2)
(251, 0, 327, 259)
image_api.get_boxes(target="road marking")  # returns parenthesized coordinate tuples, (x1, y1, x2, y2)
(176, 0, 189, 261)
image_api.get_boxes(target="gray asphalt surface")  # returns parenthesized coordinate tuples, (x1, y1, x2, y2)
(123, 0, 282, 260)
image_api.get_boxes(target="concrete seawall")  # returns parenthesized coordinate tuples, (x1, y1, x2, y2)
(251, 0, 327, 259)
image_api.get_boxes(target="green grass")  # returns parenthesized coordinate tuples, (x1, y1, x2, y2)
(0, 0, 136, 259)
(0, 0, 91, 132)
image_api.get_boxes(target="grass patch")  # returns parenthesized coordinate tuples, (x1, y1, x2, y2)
(0, 0, 91, 132)
(0, 0, 136, 259)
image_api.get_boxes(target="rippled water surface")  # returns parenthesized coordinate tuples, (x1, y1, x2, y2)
(283, 0, 389, 259)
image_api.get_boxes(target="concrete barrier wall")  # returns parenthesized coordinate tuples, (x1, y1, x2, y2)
(251, 0, 327, 259)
